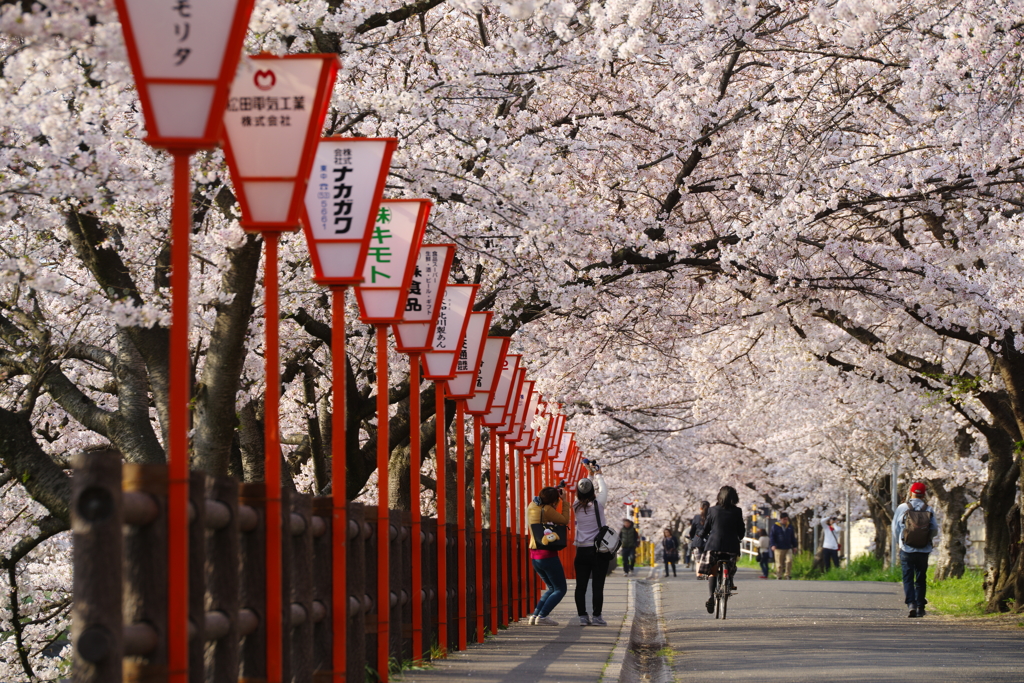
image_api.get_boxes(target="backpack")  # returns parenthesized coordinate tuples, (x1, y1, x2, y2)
(902, 506, 933, 548)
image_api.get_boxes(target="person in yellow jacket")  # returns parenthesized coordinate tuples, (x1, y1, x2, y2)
(527, 486, 570, 625)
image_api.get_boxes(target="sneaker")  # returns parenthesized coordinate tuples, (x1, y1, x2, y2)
(536, 616, 559, 626)
(908, 605, 919, 618)
(591, 616, 607, 626)
(918, 606, 926, 616)
(705, 597, 715, 614)
(527, 614, 537, 625)
(578, 615, 591, 626)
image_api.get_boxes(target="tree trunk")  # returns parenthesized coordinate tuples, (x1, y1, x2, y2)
(864, 483, 892, 566)
(928, 478, 969, 580)
(977, 427, 1020, 611)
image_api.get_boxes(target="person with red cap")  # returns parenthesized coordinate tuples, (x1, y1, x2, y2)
(892, 481, 940, 617)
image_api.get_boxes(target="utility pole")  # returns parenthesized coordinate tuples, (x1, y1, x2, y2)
(844, 490, 851, 567)
(890, 460, 899, 569)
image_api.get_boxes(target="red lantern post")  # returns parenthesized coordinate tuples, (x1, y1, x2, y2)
(393, 244, 454, 663)
(301, 137, 396, 680)
(110, 2, 255, 680)
(421, 285, 478, 651)
(222, 54, 338, 683)
(464, 337, 510, 635)
(479, 350, 518, 624)
(445, 312, 492, 643)
(354, 199, 429, 682)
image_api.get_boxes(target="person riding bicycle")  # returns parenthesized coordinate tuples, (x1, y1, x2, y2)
(698, 485, 746, 614)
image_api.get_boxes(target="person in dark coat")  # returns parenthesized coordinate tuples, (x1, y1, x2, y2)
(699, 486, 746, 613)
(770, 512, 799, 579)
(685, 501, 710, 568)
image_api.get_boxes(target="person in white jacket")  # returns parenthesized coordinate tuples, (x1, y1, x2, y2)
(821, 517, 842, 571)
(572, 463, 609, 626)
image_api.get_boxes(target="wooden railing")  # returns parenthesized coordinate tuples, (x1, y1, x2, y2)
(70, 448, 535, 683)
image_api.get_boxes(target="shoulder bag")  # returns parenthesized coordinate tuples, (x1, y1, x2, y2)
(593, 501, 621, 554)
(530, 505, 568, 551)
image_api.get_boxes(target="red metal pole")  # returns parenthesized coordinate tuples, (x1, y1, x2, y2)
(409, 353, 423, 662)
(488, 428, 499, 635)
(435, 383, 448, 654)
(167, 149, 193, 683)
(473, 415, 485, 642)
(516, 448, 524, 618)
(375, 324, 390, 682)
(497, 435, 508, 627)
(264, 231, 284, 683)
(455, 400, 467, 651)
(506, 440, 518, 621)
(331, 286, 348, 682)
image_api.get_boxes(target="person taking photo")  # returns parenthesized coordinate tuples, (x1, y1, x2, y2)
(573, 461, 610, 625)
(526, 486, 569, 625)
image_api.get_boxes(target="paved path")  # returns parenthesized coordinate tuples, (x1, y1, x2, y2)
(398, 578, 629, 683)
(397, 568, 1023, 683)
(660, 566, 1024, 682)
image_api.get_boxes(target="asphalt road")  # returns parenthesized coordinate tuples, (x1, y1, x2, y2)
(658, 567, 1024, 682)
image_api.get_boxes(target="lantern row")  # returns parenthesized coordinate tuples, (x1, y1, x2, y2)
(108, 3, 591, 681)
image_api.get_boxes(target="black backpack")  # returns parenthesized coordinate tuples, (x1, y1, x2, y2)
(902, 506, 933, 548)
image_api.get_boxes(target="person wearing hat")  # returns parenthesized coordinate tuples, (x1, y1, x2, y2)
(572, 462, 610, 626)
(893, 481, 940, 617)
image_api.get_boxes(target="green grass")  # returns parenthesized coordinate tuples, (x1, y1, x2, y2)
(926, 567, 987, 616)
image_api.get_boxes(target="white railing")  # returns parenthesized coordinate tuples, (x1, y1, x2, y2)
(740, 536, 759, 558)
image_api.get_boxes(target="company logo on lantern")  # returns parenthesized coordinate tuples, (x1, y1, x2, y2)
(254, 70, 276, 91)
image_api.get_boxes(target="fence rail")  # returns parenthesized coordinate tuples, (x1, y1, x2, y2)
(70, 448, 549, 683)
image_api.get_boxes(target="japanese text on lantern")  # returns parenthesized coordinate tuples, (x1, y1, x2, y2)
(404, 248, 441, 316)
(369, 207, 394, 283)
(435, 295, 449, 347)
(122, 0, 241, 80)
(313, 147, 354, 235)
(172, 0, 191, 66)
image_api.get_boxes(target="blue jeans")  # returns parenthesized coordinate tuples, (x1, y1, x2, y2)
(900, 550, 929, 607)
(758, 553, 770, 577)
(822, 548, 840, 571)
(532, 556, 567, 617)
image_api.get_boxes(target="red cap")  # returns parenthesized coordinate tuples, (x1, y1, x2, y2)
(910, 482, 926, 495)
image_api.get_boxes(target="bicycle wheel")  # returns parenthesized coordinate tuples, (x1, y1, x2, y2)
(714, 562, 723, 619)
(721, 564, 730, 620)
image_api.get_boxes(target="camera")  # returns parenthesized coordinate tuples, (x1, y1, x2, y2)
(557, 479, 567, 489)
(582, 458, 600, 470)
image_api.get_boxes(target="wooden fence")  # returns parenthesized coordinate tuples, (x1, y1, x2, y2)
(70, 448, 556, 683)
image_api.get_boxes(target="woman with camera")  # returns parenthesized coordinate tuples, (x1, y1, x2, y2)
(527, 485, 570, 625)
(573, 461, 610, 626)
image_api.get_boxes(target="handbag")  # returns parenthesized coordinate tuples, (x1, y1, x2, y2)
(593, 501, 621, 554)
(529, 506, 568, 551)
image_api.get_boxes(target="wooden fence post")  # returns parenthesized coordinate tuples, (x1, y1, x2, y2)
(289, 493, 314, 683)
(420, 517, 436, 659)
(205, 477, 240, 682)
(123, 463, 168, 683)
(72, 448, 124, 683)
(238, 483, 266, 680)
(188, 472, 205, 683)
(311, 497, 333, 682)
(347, 502, 367, 683)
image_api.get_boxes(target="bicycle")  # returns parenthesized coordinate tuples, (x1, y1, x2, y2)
(712, 557, 735, 619)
